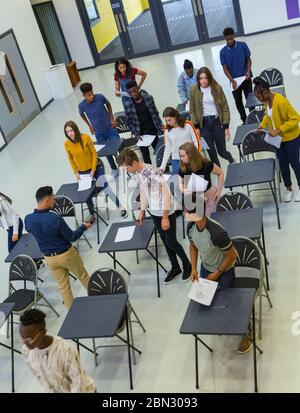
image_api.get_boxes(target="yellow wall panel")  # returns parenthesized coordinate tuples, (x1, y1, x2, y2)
(122, 0, 149, 24)
(91, 0, 119, 52)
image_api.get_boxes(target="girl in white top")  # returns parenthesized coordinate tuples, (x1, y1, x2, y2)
(0, 192, 23, 252)
(160, 107, 200, 173)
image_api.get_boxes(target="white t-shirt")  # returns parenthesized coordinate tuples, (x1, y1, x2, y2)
(267, 106, 275, 128)
(201, 86, 218, 116)
(22, 336, 96, 393)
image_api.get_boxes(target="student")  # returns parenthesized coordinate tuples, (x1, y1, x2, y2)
(64, 121, 127, 220)
(220, 27, 253, 124)
(25, 186, 91, 309)
(114, 57, 147, 99)
(178, 142, 224, 217)
(160, 107, 200, 174)
(177, 59, 198, 104)
(254, 76, 300, 202)
(124, 80, 163, 164)
(118, 148, 191, 284)
(184, 196, 252, 354)
(78, 82, 118, 172)
(190, 67, 234, 167)
(20, 309, 96, 393)
(0, 192, 23, 252)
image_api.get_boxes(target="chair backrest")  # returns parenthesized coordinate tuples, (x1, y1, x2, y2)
(53, 195, 75, 217)
(95, 158, 106, 190)
(216, 192, 253, 212)
(156, 144, 165, 168)
(246, 108, 265, 125)
(242, 130, 275, 157)
(259, 68, 284, 87)
(179, 111, 191, 121)
(231, 237, 261, 290)
(9, 255, 38, 286)
(115, 113, 131, 134)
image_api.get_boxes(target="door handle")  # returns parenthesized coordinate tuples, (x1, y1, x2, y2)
(191, 0, 198, 16)
(114, 14, 123, 33)
(196, 0, 204, 15)
(119, 14, 127, 33)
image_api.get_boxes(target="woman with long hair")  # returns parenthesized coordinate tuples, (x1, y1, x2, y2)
(160, 107, 200, 174)
(0, 192, 23, 252)
(178, 142, 224, 216)
(190, 67, 234, 167)
(114, 57, 147, 100)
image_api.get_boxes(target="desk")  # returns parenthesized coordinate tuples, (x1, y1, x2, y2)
(233, 123, 260, 162)
(224, 159, 280, 229)
(0, 302, 20, 392)
(58, 294, 135, 389)
(245, 93, 263, 109)
(180, 288, 260, 392)
(5, 233, 43, 263)
(95, 139, 123, 158)
(211, 208, 269, 289)
(98, 220, 167, 297)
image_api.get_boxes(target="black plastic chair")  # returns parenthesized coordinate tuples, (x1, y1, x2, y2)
(259, 68, 284, 87)
(216, 192, 253, 212)
(155, 144, 171, 172)
(246, 108, 265, 125)
(88, 268, 145, 366)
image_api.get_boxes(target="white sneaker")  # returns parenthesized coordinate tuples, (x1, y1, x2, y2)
(284, 190, 294, 202)
(295, 191, 300, 202)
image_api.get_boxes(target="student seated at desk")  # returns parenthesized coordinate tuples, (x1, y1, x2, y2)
(118, 148, 191, 284)
(64, 121, 127, 221)
(20, 309, 96, 393)
(184, 195, 252, 354)
(178, 142, 224, 217)
(0, 191, 23, 252)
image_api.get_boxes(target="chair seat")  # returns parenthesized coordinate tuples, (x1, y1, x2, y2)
(123, 137, 138, 147)
(235, 278, 259, 291)
(3, 290, 35, 312)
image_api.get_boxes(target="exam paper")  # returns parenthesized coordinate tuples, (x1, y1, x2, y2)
(78, 175, 92, 191)
(264, 133, 282, 149)
(231, 76, 246, 90)
(137, 135, 156, 147)
(185, 101, 190, 112)
(186, 173, 208, 192)
(188, 278, 218, 306)
(94, 144, 105, 152)
(115, 225, 136, 242)
(163, 174, 172, 182)
(201, 137, 210, 150)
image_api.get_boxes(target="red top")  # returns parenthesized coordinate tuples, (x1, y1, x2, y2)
(114, 67, 138, 81)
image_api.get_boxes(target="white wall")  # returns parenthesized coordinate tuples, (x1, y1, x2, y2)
(0, 129, 6, 149)
(0, 0, 53, 107)
(240, 0, 300, 34)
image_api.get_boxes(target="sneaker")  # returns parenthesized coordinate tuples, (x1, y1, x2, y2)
(163, 267, 181, 285)
(237, 334, 253, 354)
(182, 262, 192, 282)
(295, 191, 300, 202)
(121, 209, 128, 218)
(284, 190, 293, 202)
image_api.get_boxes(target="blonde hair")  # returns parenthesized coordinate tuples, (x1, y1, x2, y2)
(179, 142, 209, 173)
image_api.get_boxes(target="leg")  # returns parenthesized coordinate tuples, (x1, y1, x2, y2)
(276, 143, 292, 189)
(172, 159, 180, 174)
(232, 86, 247, 124)
(201, 123, 220, 166)
(164, 213, 190, 268)
(195, 335, 199, 389)
(45, 256, 74, 309)
(252, 305, 258, 393)
(65, 247, 90, 291)
(285, 136, 300, 189)
(213, 119, 234, 163)
(139, 146, 152, 164)
(242, 78, 253, 106)
(11, 313, 15, 393)
(152, 214, 180, 270)
(154, 228, 160, 298)
(125, 306, 133, 390)
(86, 194, 95, 216)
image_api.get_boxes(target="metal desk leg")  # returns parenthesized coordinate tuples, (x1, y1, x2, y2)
(261, 224, 270, 291)
(194, 335, 199, 389)
(113, 252, 116, 270)
(107, 252, 131, 275)
(238, 144, 243, 163)
(77, 339, 80, 354)
(154, 229, 161, 298)
(252, 306, 258, 393)
(96, 195, 100, 245)
(125, 306, 133, 390)
(11, 313, 15, 393)
(269, 181, 281, 230)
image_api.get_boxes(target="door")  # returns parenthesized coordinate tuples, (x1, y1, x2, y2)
(0, 31, 40, 143)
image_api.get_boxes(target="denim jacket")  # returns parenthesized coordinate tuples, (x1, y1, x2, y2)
(177, 69, 198, 103)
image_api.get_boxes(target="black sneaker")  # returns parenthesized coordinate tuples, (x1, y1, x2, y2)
(121, 209, 128, 218)
(163, 267, 181, 285)
(182, 262, 192, 282)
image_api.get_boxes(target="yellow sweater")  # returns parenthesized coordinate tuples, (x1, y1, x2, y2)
(64, 134, 98, 173)
(260, 94, 300, 142)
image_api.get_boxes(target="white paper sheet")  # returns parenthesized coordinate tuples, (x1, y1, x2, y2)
(115, 225, 136, 242)
(231, 76, 246, 90)
(186, 173, 208, 192)
(137, 135, 156, 147)
(188, 278, 218, 306)
(185, 101, 190, 112)
(78, 175, 92, 191)
(94, 144, 105, 152)
(264, 133, 282, 149)
(201, 137, 210, 150)
(163, 174, 172, 182)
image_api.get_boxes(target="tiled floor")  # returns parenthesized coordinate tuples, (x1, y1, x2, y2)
(1, 26, 300, 393)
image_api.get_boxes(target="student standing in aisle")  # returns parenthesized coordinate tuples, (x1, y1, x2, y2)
(118, 148, 191, 284)
(0, 192, 23, 252)
(124, 80, 163, 164)
(160, 107, 200, 174)
(114, 57, 147, 101)
(254, 76, 300, 202)
(177, 59, 198, 105)
(78, 82, 118, 173)
(190, 67, 234, 167)
(220, 27, 253, 124)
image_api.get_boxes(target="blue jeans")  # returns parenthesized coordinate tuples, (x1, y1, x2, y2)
(7, 219, 23, 253)
(200, 263, 235, 289)
(276, 135, 300, 188)
(95, 128, 119, 170)
(172, 159, 180, 174)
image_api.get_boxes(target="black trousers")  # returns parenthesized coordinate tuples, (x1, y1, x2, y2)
(151, 212, 190, 269)
(232, 78, 253, 124)
(201, 116, 234, 167)
(139, 136, 158, 164)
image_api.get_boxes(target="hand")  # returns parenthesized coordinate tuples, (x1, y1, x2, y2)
(12, 234, 18, 242)
(161, 216, 170, 231)
(83, 222, 92, 229)
(215, 190, 222, 201)
(225, 128, 230, 141)
(75, 173, 80, 181)
(207, 271, 220, 282)
(269, 129, 281, 137)
(89, 125, 95, 135)
(90, 170, 95, 179)
(159, 168, 164, 174)
(190, 269, 199, 282)
(111, 119, 117, 129)
(115, 90, 121, 96)
(160, 124, 165, 131)
(245, 72, 251, 80)
(136, 211, 145, 225)
(231, 80, 238, 90)
(256, 126, 263, 132)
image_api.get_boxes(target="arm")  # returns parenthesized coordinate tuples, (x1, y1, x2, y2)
(211, 163, 224, 200)
(59, 216, 87, 242)
(188, 122, 201, 151)
(222, 64, 234, 83)
(189, 88, 199, 128)
(278, 100, 300, 134)
(136, 69, 147, 89)
(177, 73, 188, 103)
(105, 100, 116, 128)
(136, 187, 148, 224)
(151, 97, 163, 130)
(160, 131, 172, 171)
(207, 246, 237, 281)
(219, 86, 230, 128)
(66, 348, 94, 393)
(79, 112, 94, 134)
(86, 137, 98, 175)
(3, 200, 20, 236)
(246, 57, 252, 79)
(124, 106, 136, 136)
(115, 79, 121, 96)
(190, 242, 199, 281)
(65, 144, 78, 175)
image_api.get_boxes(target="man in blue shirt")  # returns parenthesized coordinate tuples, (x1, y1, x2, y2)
(25, 186, 92, 309)
(220, 27, 253, 124)
(78, 82, 119, 171)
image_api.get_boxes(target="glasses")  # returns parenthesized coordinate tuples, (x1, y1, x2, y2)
(22, 331, 42, 345)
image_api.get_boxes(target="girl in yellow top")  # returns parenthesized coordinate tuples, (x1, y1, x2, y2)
(64, 121, 127, 220)
(254, 77, 300, 202)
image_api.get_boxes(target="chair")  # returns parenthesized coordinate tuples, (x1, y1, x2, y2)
(232, 237, 273, 339)
(155, 144, 171, 172)
(88, 268, 146, 366)
(4, 255, 59, 335)
(53, 195, 92, 250)
(246, 108, 265, 125)
(115, 113, 139, 151)
(216, 191, 253, 212)
(259, 68, 284, 88)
